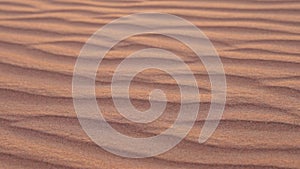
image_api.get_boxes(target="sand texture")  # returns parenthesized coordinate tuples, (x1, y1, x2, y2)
(0, 0, 300, 168)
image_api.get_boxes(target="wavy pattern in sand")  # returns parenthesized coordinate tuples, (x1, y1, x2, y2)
(0, 0, 299, 168)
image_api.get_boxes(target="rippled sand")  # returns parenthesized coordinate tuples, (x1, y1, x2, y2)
(0, 0, 299, 168)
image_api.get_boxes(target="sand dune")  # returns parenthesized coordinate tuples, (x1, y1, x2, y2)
(0, 0, 299, 168)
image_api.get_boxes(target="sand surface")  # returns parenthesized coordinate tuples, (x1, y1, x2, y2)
(0, 0, 300, 168)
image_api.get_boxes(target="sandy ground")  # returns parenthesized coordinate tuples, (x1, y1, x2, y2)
(0, 0, 300, 168)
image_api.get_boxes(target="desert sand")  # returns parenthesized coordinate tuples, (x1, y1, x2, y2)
(0, 0, 299, 168)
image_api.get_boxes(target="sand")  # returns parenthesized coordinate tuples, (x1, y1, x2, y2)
(0, 0, 299, 168)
